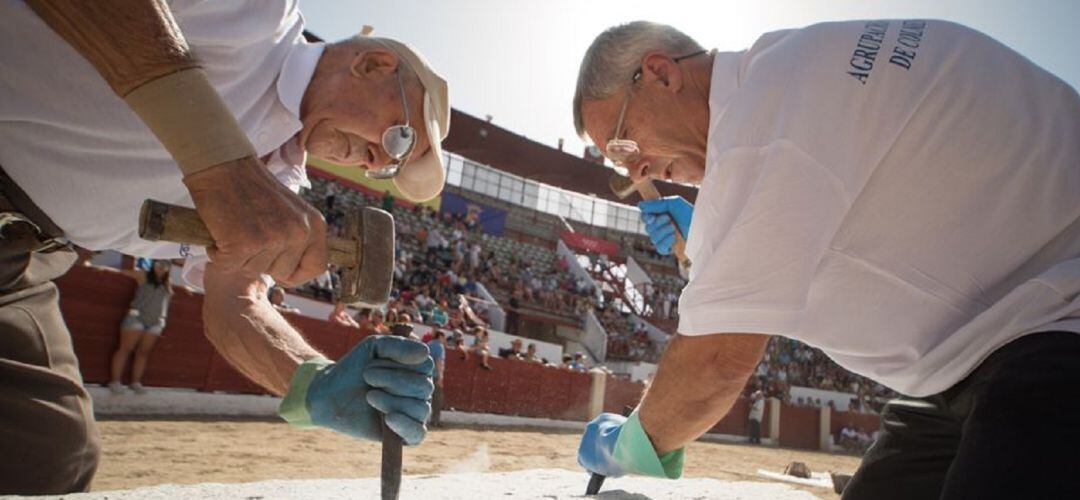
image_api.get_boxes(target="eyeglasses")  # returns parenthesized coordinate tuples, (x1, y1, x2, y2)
(366, 69, 417, 180)
(605, 49, 709, 168)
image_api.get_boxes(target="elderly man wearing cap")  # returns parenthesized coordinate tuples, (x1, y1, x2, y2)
(0, 0, 448, 494)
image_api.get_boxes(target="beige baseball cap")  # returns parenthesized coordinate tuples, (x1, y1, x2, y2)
(368, 36, 450, 202)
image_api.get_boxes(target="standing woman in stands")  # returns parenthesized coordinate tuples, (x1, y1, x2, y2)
(109, 260, 174, 394)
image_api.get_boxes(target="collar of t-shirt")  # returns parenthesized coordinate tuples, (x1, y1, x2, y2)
(706, 49, 746, 156)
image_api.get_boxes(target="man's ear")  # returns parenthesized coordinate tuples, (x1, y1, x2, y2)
(640, 52, 683, 93)
(349, 49, 399, 78)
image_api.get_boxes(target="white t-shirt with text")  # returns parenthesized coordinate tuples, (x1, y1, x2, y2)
(678, 20, 1080, 396)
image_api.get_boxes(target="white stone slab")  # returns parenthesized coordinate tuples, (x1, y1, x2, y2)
(13, 469, 818, 500)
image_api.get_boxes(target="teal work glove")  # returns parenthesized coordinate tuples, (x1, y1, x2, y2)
(577, 409, 685, 479)
(638, 197, 693, 256)
(279, 335, 434, 445)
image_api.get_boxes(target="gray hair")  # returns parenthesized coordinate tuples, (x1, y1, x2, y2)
(573, 21, 704, 139)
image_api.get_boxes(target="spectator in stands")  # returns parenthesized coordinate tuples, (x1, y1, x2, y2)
(448, 331, 466, 352)
(427, 330, 447, 427)
(524, 343, 542, 363)
(358, 310, 390, 336)
(498, 338, 525, 360)
(269, 286, 300, 314)
(381, 190, 395, 213)
(748, 390, 765, 445)
(467, 327, 493, 370)
(568, 352, 588, 373)
(109, 260, 174, 395)
(426, 226, 446, 256)
(430, 300, 449, 327)
(328, 302, 360, 328)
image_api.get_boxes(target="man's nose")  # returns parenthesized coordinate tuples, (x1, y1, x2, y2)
(367, 143, 392, 169)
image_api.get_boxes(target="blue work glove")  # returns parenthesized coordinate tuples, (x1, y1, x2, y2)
(578, 409, 685, 479)
(638, 197, 693, 256)
(278, 335, 434, 445)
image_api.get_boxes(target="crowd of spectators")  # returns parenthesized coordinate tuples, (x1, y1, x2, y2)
(300, 176, 597, 331)
(598, 305, 659, 363)
(584, 253, 676, 363)
(748, 336, 897, 412)
(298, 177, 897, 409)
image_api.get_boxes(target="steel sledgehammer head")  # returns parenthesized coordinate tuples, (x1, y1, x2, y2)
(338, 207, 395, 308)
(138, 200, 395, 307)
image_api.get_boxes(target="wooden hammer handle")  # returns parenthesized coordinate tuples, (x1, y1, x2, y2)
(138, 200, 359, 268)
(139, 199, 215, 248)
(635, 181, 692, 276)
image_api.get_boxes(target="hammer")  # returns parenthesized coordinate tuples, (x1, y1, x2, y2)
(139, 199, 407, 498)
(138, 199, 395, 307)
(609, 175, 692, 279)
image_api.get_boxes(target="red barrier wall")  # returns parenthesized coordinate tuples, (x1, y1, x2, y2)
(442, 354, 593, 421)
(779, 404, 820, 450)
(59, 266, 594, 420)
(59, 266, 871, 437)
(704, 397, 771, 439)
(603, 376, 645, 414)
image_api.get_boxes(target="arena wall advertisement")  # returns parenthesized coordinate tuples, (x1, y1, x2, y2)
(559, 231, 619, 257)
(439, 191, 507, 236)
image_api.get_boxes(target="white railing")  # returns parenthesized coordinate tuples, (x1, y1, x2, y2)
(473, 282, 506, 332)
(583, 310, 609, 362)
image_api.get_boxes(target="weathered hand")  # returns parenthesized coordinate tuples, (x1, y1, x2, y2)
(183, 157, 327, 286)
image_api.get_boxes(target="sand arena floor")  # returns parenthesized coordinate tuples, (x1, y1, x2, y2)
(71, 418, 862, 499)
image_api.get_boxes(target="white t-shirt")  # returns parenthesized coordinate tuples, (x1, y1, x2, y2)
(749, 397, 765, 421)
(0, 0, 319, 287)
(678, 20, 1080, 397)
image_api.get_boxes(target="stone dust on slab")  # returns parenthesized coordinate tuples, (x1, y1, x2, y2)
(19, 469, 819, 500)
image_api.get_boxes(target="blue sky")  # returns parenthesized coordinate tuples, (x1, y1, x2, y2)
(301, 0, 1080, 157)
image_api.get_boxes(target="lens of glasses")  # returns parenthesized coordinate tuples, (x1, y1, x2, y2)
(382, 125, 416, 160)
(366, 163, 401, 179)
(606, 140, 640, 166)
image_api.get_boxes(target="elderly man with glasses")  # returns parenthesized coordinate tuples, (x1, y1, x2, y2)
(573, 20, 1080, 499)
(0, 0, 447, 494)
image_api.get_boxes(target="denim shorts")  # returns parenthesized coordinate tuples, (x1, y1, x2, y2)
(121, 310, 165, 336)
